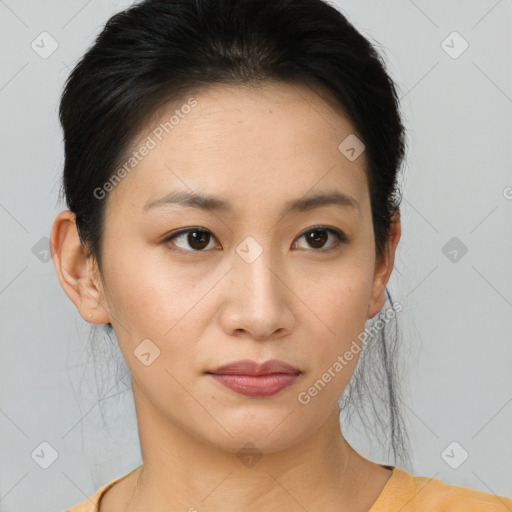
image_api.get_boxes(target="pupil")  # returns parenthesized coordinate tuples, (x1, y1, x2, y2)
(189, 230, 209, 250)
(185, 229, 329, 251)
(308, 230, 327, 249)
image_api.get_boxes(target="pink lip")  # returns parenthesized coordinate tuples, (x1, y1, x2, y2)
(207, 359, 301, 397)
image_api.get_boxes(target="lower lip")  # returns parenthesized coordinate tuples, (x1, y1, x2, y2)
(208, 373, 300, 397)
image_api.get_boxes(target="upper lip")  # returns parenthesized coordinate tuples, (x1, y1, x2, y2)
(207, 359, 301, 376)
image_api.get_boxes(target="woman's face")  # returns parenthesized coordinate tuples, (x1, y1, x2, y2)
(67, 81, 399, 454)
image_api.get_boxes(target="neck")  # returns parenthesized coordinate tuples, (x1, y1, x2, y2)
(123, 380, 390, 512)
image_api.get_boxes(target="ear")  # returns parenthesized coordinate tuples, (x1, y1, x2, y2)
(367, 211, 401, 319)
(50, 210, 111, 325)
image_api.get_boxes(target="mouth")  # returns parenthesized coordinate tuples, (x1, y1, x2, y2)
(206, 359, 302, 398)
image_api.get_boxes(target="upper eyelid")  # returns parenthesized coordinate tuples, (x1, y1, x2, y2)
(166, 225, 344, 240)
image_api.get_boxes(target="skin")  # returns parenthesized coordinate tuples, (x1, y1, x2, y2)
(51, 80, 401, 512)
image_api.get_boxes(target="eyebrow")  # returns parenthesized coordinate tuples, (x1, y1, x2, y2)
(144, 189, 360, 216)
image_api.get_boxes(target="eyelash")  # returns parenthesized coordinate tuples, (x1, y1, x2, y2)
(162, 225, 348, 255)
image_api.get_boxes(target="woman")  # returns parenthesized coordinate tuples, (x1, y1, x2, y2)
(50, 0, 512, 510)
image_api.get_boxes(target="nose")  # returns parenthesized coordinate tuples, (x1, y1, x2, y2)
(219, 245, 295, 341)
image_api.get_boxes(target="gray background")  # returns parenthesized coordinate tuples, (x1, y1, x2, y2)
(1, 0, 511, 510)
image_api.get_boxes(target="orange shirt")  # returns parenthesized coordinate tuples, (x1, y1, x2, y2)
(65, 465, 512, 511)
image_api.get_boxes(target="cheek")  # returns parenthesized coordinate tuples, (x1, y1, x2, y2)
(296, 259, 374, 381)
(101, 241, 194, 332)
(300, 257, 374, 333)
(101, 246, 218, 378)
(292, 277, 372, 413)
(102, 230, 374, 365)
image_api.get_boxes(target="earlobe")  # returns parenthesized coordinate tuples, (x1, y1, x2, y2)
(50, 210, 111, 324)
(367, 211, 401, 319)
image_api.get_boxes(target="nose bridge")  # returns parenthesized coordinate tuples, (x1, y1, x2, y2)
(235, 234, 281, 302)
(225, 234, 290, 337)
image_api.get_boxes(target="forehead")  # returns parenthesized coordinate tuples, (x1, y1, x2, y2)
(106, 81, 369, 218)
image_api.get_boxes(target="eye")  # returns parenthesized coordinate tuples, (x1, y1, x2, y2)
(163, 225, 348, 254)
(164, 227, 220, 253)
(293, 226, 348, 252)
